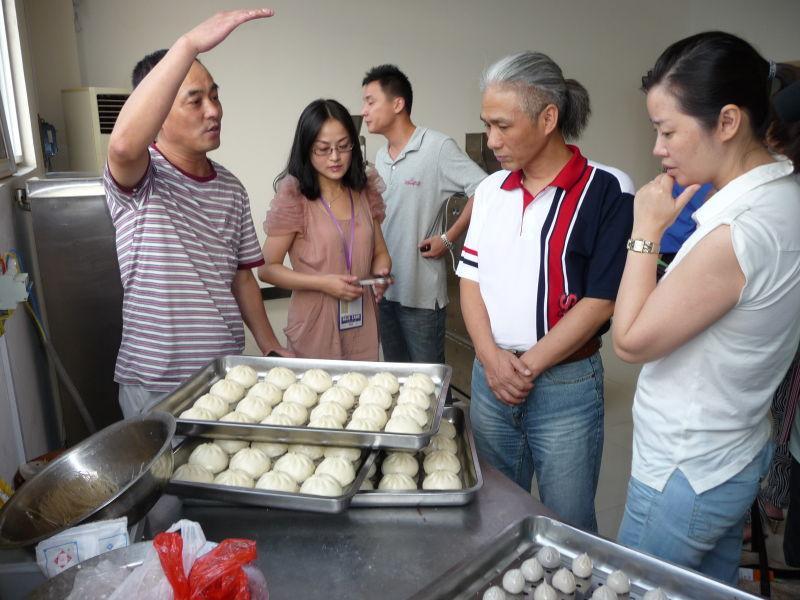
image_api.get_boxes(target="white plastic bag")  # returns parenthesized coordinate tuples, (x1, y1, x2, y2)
(63, 519, 268, 600)
(35, 517, 129, 578)
(108, 519, 211, 600)
(64, 559, 130, 600)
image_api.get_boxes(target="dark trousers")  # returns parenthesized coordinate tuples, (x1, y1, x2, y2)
(378, 299, 446, 364)
(785, 455, 800, 566)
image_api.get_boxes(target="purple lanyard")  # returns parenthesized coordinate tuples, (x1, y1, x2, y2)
(320, 189, 356, 273)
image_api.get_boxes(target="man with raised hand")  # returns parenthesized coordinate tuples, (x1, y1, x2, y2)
(105, 10, 289, 418)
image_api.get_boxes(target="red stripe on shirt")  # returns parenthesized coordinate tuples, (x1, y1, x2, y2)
(546, 164, 592, 330)
(238, 259, 266, 270)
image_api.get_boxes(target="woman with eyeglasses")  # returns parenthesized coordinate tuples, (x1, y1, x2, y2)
(259, 98, 391, 360)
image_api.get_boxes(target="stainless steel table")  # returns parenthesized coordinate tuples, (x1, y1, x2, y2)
(0, 461, 554, 599)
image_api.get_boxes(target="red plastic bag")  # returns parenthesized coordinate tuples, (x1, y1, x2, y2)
(188, 538, 257, 600)
(154, 531, 190, 600)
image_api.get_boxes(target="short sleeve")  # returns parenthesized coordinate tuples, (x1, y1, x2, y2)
(237, 189, 265, 270)
(102, 154, 154, 216)
(456, 179, 490, 282)
(730, 211, 778, 307)
(437, 137, 487, 197)
(584, 178, 634, 300)
(365, 167, 386, 223)
(264, 176, 307, 237)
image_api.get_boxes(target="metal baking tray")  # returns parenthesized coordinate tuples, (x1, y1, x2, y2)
(351, 404, 482, 507)
(152, 355, 452, 451)
(409, 515, 759, 599)
(166, 437, 377, 514)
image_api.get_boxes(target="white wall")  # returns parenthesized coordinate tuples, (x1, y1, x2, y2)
(67, 0, 799, 254)
(25, 0, 82, 171)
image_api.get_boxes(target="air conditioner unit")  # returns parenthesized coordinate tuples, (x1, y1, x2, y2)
(62, 86, 129, 174)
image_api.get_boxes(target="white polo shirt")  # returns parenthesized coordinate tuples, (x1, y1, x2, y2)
(456, 146, 633, 350)
(632, 159, 800, 494)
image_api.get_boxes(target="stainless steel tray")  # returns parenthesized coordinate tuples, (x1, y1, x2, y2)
(351, 404, 482, 507)
(166, 438, 377, 514)
(152, 355, 452, 451)
(409, 515, 759, 599)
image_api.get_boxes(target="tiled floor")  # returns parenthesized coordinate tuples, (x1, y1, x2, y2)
(246, 298, 639, 538)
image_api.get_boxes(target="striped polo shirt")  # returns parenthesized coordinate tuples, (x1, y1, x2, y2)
(456, 145, 633, 351)
(103, 145, 265, 391)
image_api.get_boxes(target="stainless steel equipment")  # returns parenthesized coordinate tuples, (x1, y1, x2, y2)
(168, 442, 376, 513)
(25, 175, 124, 444)
(351, 404, 482, 507)
(410, 515, 759, 600)
(0, 412, 175, 548)
(444, 134, 501, 395)
(152, 355, 452, 451)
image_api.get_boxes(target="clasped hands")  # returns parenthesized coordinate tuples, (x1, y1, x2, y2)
(480, 345, 539, 406)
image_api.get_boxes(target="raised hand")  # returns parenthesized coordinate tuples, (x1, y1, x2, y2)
(632, 174, 701, 239)
(182, 8, 274, 55)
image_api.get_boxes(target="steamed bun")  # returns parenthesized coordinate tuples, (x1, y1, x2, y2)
(226, 365, 258, 388)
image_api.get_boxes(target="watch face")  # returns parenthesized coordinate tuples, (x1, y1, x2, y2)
(627, 239, 656, 253)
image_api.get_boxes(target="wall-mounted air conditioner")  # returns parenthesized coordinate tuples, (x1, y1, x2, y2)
(62, 86, 129, 174)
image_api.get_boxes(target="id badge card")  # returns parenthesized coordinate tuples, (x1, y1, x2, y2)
(339, 295, 364, 330)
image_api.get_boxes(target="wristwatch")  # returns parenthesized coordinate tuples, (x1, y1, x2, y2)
(440, 233, 454, 250)
(626, 238, 659, 254)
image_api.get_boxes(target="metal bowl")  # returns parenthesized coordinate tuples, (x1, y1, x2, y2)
(0, 411, 175, 548)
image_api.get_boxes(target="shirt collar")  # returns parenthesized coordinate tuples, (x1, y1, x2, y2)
(693, 159, 794, 226)
(380, 127, 427, 164)
(500, 144, 588, 194)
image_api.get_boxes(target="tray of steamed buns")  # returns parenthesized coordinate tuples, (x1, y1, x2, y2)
(152, 356, 452, 451)
(351, 404, 483, 506)
(166, 437, 378, 513)
(409, 515, 759, 600)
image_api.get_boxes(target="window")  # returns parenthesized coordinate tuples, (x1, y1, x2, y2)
(0, 5, 18, 153)
(0, 1, 21, 177)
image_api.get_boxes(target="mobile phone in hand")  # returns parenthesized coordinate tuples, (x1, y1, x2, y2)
(419, 243, 431, 252)
(358, 275, 394, 286)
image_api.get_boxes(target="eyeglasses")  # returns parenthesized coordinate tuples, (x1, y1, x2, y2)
(312, 143, 355, 157)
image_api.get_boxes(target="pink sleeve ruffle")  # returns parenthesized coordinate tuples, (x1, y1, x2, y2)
(364, 167, 387, 223)
(264, 175, 306, 236)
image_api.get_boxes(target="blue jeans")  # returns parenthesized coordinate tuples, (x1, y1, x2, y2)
(470, 353, 604, 532)
(379, 299, 446, 364)
(618, 442, 773, 585)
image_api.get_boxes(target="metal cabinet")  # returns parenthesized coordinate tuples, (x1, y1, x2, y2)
(26, 175, 123, 444)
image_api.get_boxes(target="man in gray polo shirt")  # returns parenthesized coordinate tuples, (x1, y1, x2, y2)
(361, 64, 486, 364)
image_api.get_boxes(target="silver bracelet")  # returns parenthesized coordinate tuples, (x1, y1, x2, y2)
(440, 233, 454, 250)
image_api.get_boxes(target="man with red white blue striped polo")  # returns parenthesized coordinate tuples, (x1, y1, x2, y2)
(457, 52, 633, 532)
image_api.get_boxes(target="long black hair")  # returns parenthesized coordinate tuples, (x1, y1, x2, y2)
(275, 99, 367, 199)
(642, 31, 800, 170)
